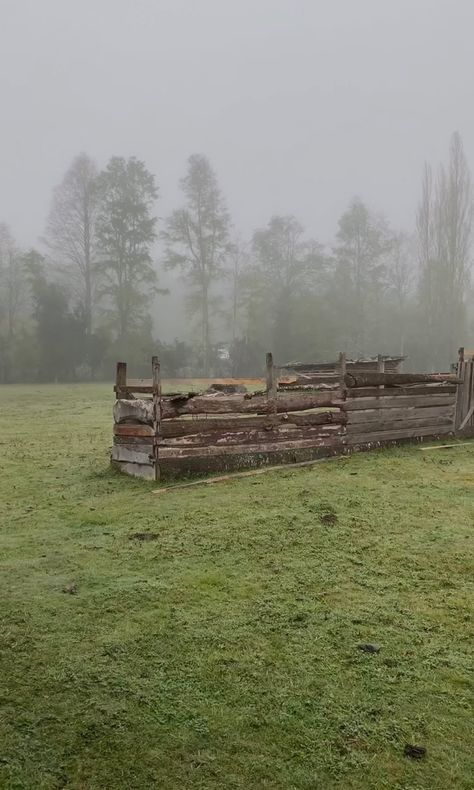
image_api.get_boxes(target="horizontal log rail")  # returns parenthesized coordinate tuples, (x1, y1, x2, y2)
(345, 372, 460, 388)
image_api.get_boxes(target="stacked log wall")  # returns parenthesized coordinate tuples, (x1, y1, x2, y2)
(111, 356, 461, 481)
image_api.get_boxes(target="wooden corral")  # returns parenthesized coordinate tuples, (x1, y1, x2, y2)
(112, 353, 462, 480)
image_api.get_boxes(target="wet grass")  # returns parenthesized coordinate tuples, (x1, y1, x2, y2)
(0, 383, 473, 789)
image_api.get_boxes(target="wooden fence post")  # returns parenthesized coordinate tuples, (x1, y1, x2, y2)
(266, 352, 277, 414)
(377, 354, 385, 394)
(116, 362, 127, 395)
(152, 356, 162, 481)
(338, 352, 346, 395)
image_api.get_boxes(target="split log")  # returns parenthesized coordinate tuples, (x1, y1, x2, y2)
(158, 436, 344, 459)
(341, 394, 456, 411)
(284, 358, 405, 373)
(160, 424, 343, 448)
(114, 399, 154, 425)
(114, 434, 154, 445)
(113, 423, 154, 438)
(161, 410, 346, 438)
(346, 425, 453, 445)
(161, 390, 342, 418)
(158, 444, 343, 478)
(111, 460, 155, 480)
(346, 405, 455, 424)
(348, 385, 457, 398)
(111, 444, 155, 464)
(345, 372, 460, 388)
(347, 416, 454, 435)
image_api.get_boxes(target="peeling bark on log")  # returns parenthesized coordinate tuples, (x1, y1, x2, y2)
(161, 410, 346, 437)
(160, 424, 343, 448)
(158, 436, 344, 459)
(345, 372, 460, 388)
(342, 394, 456, 411)
(161, 390, 342, 418)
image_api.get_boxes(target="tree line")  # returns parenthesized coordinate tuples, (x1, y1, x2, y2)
(0, 131, 472, 382)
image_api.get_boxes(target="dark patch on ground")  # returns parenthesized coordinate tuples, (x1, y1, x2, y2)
(128, 532, 159, 542)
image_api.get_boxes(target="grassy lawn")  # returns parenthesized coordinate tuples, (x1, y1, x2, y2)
(0, 383, 473, 789)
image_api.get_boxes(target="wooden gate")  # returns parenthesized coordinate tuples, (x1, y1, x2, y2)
(455, 352, 474, 435)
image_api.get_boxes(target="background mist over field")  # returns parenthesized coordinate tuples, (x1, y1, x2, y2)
(1, 0, 474, 379)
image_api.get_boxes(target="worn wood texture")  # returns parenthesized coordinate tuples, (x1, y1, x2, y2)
(116, 362, 127, 388)
(284, 357, 405, 373)
(341, 394, 456, 411)
(348, 385, 457, 399)
(346, 425, 453, 445)
(111, 459, 155, 480)
(161, 390, 343, 418)
(158, 444, 343, 479)
(347, 416, 454, 435)
(161, 410, 346, 438)
(111, 444, 154, 464)
(346, 404, 455, 424)
(159, 436, 344, 459)
(114, 399, 154, 425)
(113, 434, 154, 445)
(345, 372, 460, 388)
(161, 424, 343, 448)
(113, 423, 154, 438)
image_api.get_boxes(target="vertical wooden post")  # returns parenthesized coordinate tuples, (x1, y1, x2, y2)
(455, 348, 466, 432)
(338, 352, 346, 395)
(152, 356, 161, 482)
(377, 354, 385, 393)
(266, 352, 277, 415)
(115, 362, 127, 395)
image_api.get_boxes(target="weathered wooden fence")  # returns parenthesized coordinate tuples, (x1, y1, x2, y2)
(112, 353, 461, 480)
(455, 349, 474, 435)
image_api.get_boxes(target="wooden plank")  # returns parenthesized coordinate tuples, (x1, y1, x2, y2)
(345, 372, 460, 388)
(349, 385, 457, 398)
(279, 374, 340, 386)
(342, 394, 456, 411)
(153, 455, 345, 492)
(346, 405, 455, 424)
(347, 416, 454, 435)
(157, 444, 343, 478)
(158, 436, 344, 459)
(161, 411, 346, 437)
(113, 423, 154, 438)
(114, 399, 154, 425)
(111, 460, 155, 480)
(113, 434, 154, 445)
(346, 425, 453, 445)
(161, 424, 343, 448)
(161, 390, 343, 418)
(111, 444, 154, 464)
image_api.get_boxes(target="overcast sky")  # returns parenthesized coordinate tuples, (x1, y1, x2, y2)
(1, 0, 474, 250)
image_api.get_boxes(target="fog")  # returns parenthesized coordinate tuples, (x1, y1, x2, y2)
(1, 0, 473, 375)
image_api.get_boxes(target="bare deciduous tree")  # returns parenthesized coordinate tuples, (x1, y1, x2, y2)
(163, 154, 231, 375)
(45, 153, 99, 336)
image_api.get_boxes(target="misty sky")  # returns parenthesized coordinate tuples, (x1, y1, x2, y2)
(1, 0, 474, 250)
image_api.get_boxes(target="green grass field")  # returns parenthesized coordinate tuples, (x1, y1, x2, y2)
(0, 383, 473, 789)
